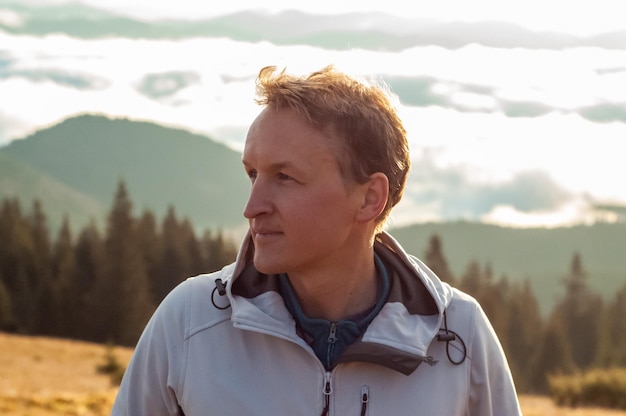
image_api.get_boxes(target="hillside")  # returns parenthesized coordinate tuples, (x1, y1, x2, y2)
(0, 152, 105, 228)
(1, 114, 624, 314)
(390, 221, 626, 313)
(0, 114, 249, 232)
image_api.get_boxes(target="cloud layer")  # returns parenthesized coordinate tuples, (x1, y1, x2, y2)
(1, 3, 626, 227)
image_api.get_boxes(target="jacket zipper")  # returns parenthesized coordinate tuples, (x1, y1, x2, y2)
(326, 322, 338, 368)
(320, 371, 333, 416)
(322, 324, 369, 416)
(320, 372, 370, 416)
(360, 385, 369, 416)
(322, 322, 337, 415)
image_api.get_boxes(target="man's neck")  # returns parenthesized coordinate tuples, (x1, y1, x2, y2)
(285, 249, 378, 322)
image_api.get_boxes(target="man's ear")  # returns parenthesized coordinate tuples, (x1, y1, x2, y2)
(356, 172, 389, 223)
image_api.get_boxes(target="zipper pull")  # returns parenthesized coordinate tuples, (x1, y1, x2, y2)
(328, 322, 337, 344)
(323, 372, 333, 395)
(360, 385, 369, 416)
(320, 372, 333, 416)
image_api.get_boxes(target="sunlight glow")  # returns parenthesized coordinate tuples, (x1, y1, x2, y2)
(2, 1, 626, 227)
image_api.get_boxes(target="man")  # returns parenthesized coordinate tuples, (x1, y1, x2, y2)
(112, 66, 522, 415)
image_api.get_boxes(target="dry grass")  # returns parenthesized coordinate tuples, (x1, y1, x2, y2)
(3, 331, 626, 415)
(520, 395, 626, 416)
(0, 332, 132, 416)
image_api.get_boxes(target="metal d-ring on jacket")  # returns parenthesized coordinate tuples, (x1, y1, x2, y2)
(112, 231, 522, 415)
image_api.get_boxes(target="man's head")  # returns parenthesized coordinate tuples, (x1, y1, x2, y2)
(254, 65, 410, 233)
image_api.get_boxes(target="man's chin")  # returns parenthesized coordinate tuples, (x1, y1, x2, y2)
(252, 257, 285, 276)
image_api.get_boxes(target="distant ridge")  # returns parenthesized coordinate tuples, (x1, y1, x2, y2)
(0, 151, 105, 228)
(1, 3, 624, 50)
(390, 221, 626, 314)
(0, 114, 249, 233)
(1, 114, 624, 314)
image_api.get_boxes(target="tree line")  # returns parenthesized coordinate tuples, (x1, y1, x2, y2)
(0, 181, 237, 346)
(424, 234, 626, 392)
(1, 181, 625, 393)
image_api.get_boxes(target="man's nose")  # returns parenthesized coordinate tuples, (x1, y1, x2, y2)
(243, 179, 271, 219)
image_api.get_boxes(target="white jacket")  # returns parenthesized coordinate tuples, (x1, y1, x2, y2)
(112, 232, 522, 415)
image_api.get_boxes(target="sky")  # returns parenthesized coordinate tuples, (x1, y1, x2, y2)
(1, 0, 626, 228)
(79, 0, 626, 36)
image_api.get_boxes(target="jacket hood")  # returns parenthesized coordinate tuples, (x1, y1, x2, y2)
(374, 231, 454, 313)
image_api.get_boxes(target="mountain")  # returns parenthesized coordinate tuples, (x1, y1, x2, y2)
(1, 2, 625, 50)
(0, 114, 249, 233)
(1, 114, 624, 314)
(0, 151, 105, 228)
(390, 221, 626, 314)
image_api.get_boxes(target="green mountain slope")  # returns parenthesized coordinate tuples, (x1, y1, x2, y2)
(389, 221, 626, 313)
(0, 151, 105, 229)
(0, 114, 249, 232)
(2, 114, 624, 314)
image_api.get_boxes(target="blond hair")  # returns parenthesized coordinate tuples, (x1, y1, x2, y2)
(255, 65, 410, 232)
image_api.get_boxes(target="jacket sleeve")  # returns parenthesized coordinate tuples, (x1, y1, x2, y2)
(111, 279, 190, 416)
(467, 301, 522, 416)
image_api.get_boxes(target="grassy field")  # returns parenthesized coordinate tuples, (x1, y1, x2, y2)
(2, 332, 626, 415)
(0, 332, 131, 416)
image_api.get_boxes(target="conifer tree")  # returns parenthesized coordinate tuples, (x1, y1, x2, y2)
(35, 274, 60, 336)
(458, 260, 509, 343)
(180, 218, 204, 276)
(504, 279, 543, 392)
(29, 200, 53, 333)
(0, 199, 19, 320)
(0, 199, 38, 332)
(51, 216, 78, 337)
(74, 221, 106, 341)
(423, 234, 455, 285)
(200, 229, 237, 273)
(529, 315, 576, 392)
(596, 279, 626, 366)
(97, 181, 155, 345)
(156, 206, 192, 302)
(0, 276, 14, 330)
(12, 267, 34, 333)
(137, 210, 162, 304)
(477, 272, 509, 349)
(458, 260, 482, 296)
(553, 252, 602, 369)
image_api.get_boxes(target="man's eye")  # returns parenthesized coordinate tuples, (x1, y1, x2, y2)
(277, 173, 293, 181)
(247, 170, 257, 181)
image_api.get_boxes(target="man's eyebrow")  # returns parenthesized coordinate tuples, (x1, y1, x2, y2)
(270, 161, 298, 170)
(242, 159, 299, 171)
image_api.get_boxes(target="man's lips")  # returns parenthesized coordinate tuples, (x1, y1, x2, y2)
(252, 229, 283, 242)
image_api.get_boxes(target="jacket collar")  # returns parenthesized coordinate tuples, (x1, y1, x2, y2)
(226, 230, 453, 375)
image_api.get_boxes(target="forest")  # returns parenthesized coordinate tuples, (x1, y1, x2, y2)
(0, 181, 237, 347)
(1, 181, 626, 395)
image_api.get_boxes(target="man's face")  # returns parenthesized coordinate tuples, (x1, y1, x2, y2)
(242, 107, 364, 276)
